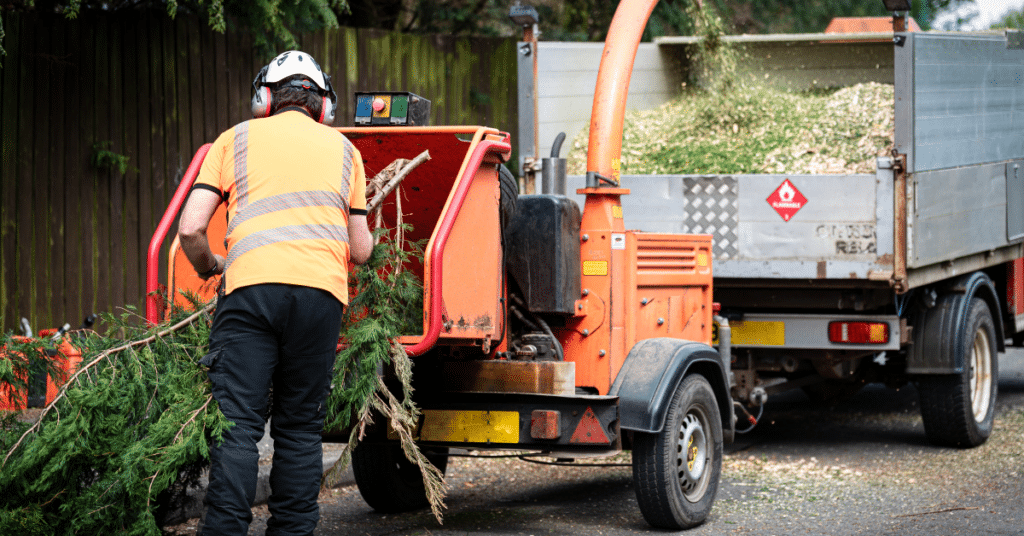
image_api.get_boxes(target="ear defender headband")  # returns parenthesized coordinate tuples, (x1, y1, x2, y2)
(318, 73, 338, 125)
(250, 61, 338, 125)
(250, 65, 273, 119)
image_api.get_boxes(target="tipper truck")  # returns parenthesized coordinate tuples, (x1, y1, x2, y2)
(147, 0, 736, 529)
(557, 28, 1024, 450)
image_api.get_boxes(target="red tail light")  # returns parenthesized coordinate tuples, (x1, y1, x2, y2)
(828, 321, 889, 344)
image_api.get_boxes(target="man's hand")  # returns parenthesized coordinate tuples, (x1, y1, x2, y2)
(198, 254, 225, 280)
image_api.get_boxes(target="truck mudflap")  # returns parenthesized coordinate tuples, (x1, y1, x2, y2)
(400, 392, 621, 454)
(908, 272, 1006, 374)
(609, 338, 734, 443)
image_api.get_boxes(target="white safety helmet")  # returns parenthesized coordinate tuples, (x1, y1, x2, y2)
(251, 50, 338, 125)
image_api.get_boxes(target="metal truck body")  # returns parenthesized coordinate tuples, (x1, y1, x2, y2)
(546, 30, 1024, 449)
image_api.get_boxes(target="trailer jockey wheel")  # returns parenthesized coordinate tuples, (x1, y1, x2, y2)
(352, 442, 448, 513)
(917, 297, 999, 448)
(632, 374, 723, 529)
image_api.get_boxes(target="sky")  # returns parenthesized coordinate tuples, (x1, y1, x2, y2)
(933, 0, 1024, 30)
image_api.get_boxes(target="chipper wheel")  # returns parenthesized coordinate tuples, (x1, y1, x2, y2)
(632, 374, 723, 529)
(917, 297, 998, 448)
(352, 443, 448, 513)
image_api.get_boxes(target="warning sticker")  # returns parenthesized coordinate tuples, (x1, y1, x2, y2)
(582, 260, 608, 276)
(611, 233, 626, 250)
(766, 179, 807, 222)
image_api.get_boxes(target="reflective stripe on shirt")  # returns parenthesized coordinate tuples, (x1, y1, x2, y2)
(233, 121, 251, 210)
(227, 190, 346, 236)
(340, 140, 353, 205)
(226, 224, 350, 269)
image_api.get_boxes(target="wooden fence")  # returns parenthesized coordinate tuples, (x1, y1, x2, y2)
(0, 11, 519, 333)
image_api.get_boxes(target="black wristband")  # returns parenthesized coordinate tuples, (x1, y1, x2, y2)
(197, 260, 220, 278)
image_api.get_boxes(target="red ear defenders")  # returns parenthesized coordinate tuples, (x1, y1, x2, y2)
(250, 66, 338, 125)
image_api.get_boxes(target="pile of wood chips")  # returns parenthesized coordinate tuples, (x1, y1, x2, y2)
(566, 82, 895, 176)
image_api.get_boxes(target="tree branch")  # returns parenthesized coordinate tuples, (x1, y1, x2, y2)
(2, 302, 217, 468)
(367, 150, 430, 213)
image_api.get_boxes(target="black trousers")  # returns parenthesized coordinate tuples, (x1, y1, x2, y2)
(199, 284, 342, 536)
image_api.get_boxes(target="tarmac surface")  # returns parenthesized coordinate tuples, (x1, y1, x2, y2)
(166, 347, 1024, 535)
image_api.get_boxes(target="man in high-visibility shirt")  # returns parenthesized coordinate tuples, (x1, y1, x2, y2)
(177, 50, 372, 536)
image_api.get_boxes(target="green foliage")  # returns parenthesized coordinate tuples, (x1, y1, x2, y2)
(0, 504, 52, 535)
(323, 225, 447, 520)
(991, 5, 1024, 30)
(1, 0, 351, 59)
(325, 225, 424, 433)
(0, 298, 231, 535)
(91, 141, 133, 175)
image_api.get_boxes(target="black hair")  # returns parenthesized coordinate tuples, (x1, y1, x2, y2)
(269, 77, 323, 118)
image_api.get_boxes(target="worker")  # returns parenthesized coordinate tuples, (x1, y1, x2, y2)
(177, 50, 372, 536)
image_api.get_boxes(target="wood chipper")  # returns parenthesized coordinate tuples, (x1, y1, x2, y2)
(145, 0, 733, 528)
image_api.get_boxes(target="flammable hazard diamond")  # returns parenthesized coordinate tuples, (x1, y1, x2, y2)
(766, 178, 807, 222)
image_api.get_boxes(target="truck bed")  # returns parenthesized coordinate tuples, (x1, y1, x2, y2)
(568, 32, 1024, 295)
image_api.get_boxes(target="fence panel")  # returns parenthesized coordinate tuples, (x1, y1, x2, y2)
(0, 11, 518, 332)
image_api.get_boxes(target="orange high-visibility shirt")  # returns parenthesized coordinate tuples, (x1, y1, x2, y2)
(193, 110, 367, 305)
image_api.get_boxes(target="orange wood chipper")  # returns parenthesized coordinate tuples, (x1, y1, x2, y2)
(145, 0, 733, 528)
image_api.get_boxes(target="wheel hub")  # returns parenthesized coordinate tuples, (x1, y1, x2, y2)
(677, 412, 708, 499)
(970, 326, 993, 423)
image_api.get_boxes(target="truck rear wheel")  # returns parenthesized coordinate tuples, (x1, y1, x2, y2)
(632, 374, 722, 529)
(918, 297, 998, 447)
(352, 443, 448, 513)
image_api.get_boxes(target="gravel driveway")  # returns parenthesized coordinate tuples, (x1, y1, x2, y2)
(168, 349, 1024, 535)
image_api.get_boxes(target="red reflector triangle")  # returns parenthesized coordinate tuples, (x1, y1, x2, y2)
(569, 406, 610, 444)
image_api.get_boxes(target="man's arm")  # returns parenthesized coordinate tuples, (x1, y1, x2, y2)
(178, 189, 225, 279)
(349, 214, 372, 265)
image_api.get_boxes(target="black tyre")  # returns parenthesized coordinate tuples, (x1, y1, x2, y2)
(918, 297, 998, 448)
(632, 374, 723, 529)
(498, 164, 518, 231)
(352, 442, 448, 513)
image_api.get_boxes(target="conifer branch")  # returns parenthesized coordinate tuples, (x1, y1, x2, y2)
(1, 302, 216, 468)
(172, 395, 213, 446)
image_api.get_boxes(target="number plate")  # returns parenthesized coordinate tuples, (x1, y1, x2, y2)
(419, 410, 520, 443)
(712, 320, 785, 346)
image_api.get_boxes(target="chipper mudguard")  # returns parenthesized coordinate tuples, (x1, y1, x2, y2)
(610, 337, 735, 443)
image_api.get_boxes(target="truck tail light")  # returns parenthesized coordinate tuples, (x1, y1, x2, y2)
(828, 321, 889, 344)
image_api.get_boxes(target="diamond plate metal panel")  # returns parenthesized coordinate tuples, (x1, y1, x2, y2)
(683, 177, 738, 258)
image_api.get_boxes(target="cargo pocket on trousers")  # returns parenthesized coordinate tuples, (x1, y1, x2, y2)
(198, 347, 222, 370)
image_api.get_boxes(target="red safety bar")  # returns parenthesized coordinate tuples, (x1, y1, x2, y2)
(145, 143, 212, 325)
(404, 138, 511, 357)
(145, 136, 511, 352)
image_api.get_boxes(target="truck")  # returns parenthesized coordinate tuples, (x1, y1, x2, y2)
(145, 0, 735, 529)
(547, 26, 1024, 450)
